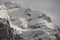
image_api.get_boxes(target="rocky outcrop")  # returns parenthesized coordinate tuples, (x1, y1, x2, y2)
(0, 18, 14, 40)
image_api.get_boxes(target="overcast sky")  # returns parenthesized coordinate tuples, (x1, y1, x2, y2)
(0, 0, 60, 26)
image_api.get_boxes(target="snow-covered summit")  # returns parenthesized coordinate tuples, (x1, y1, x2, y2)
(3, 1, 21, 9)
(3, 1, 52, 29)
(0, 1, 60, 40)
(1, 1, 56, 32)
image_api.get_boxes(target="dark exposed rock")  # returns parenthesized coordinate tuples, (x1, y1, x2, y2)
(0, 18, 14, 40)
(15, 34, 25, 40)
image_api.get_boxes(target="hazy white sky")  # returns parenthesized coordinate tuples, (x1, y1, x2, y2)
(0, 0, 60, 26)
(18, 0, 60, 26)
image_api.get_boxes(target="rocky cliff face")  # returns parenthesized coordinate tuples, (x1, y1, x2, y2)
(0, 18, 15, 40)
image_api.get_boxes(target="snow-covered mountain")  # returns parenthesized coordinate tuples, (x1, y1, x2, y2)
(0, 1, 60, 40)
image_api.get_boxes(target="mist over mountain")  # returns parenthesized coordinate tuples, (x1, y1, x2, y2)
(0, 0, 60, 26)
(0, 1, 60, 40)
